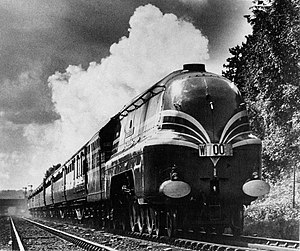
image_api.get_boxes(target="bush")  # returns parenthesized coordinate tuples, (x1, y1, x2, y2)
(244, 173, 300, 240)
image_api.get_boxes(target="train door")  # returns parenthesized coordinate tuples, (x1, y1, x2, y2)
(86, 134, 103, 202)
(74, 148, 87, 199)
(43, 178, 46, 207)
(83, 148, 88, 193)
(63, 166, 66, 201)
(72, 159, 75, 198)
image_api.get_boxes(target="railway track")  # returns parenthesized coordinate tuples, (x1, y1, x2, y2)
(23, 217, 192, 251)
(238, 235, 300, 251)
(127, 232, 300, 251)
(24, 217, 300, 251)
(16, 217, 118, 251)
(11, 216, 82, 251)
(10, 217, 118, 251)
(183, 230, 300, 250)
(181, 231, 300, 251)
(10, 216, 25, 251)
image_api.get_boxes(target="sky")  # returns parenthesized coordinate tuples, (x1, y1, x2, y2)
(0, 0, 253, 191)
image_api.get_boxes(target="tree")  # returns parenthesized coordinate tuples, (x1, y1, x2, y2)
(223, 0, 300, 181)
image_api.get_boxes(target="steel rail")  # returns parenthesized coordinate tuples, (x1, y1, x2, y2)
(248, 243, 299, 251)
(126, 232, 258, 251)
(23, 218, 118, 251)
(239, 235, 300, 251)
(10, 217, 25, 251)
(174, 238, 258, 251)
(130, 231, 299, 251)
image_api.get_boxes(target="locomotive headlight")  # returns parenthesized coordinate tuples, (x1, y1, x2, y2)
(242, 179, 270, 197)
(159, 164, 191, 198)
(159, 180, 191, 198)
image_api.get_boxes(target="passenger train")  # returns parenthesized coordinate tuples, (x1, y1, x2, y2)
(28, 64, 269, 236)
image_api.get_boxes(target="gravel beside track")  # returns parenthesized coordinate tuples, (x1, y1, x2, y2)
(0, 216, 11, 251)
(13, 217, 82, 250)
(30, 217, 194, 251)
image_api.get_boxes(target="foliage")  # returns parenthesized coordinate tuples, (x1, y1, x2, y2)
(223, 0, 300, 181)
(244, 173, 300, 240)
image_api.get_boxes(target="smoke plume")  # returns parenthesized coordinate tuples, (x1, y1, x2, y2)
(25, 4, 209, 187)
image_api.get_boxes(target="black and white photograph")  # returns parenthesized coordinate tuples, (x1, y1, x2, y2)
(0, 0, 299, 250)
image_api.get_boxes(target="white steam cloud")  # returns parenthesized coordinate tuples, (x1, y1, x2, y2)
(24, 4, 209, 188)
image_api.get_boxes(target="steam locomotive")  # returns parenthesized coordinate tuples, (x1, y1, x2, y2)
(28, 64, 269, 236)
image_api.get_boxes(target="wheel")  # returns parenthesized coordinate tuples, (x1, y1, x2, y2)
(214, 226, 225, 235)
(145, 207, 156, 235)
(120, 207, 130, 231)
(75, 208, 84, 220)
(129, 201, 138, 232)
(103, 205, 111, 229)
(50, 210, 54, 218)
(230, 205, 244, 236)
(112, 209, 118, 230)
(136, 205, 145, 233)
(152, 208, 162, 236)
(166, 209, 177, 238)
(59, 210, 65, 219)
(129, 206, 134, 231)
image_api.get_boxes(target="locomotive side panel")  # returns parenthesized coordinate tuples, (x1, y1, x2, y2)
(117, 94, 150, 151)
(108, 91, 163, 200)
(137, 92, 163, 198)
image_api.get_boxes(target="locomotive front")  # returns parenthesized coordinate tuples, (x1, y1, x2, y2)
(143, 64, 269, 234)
